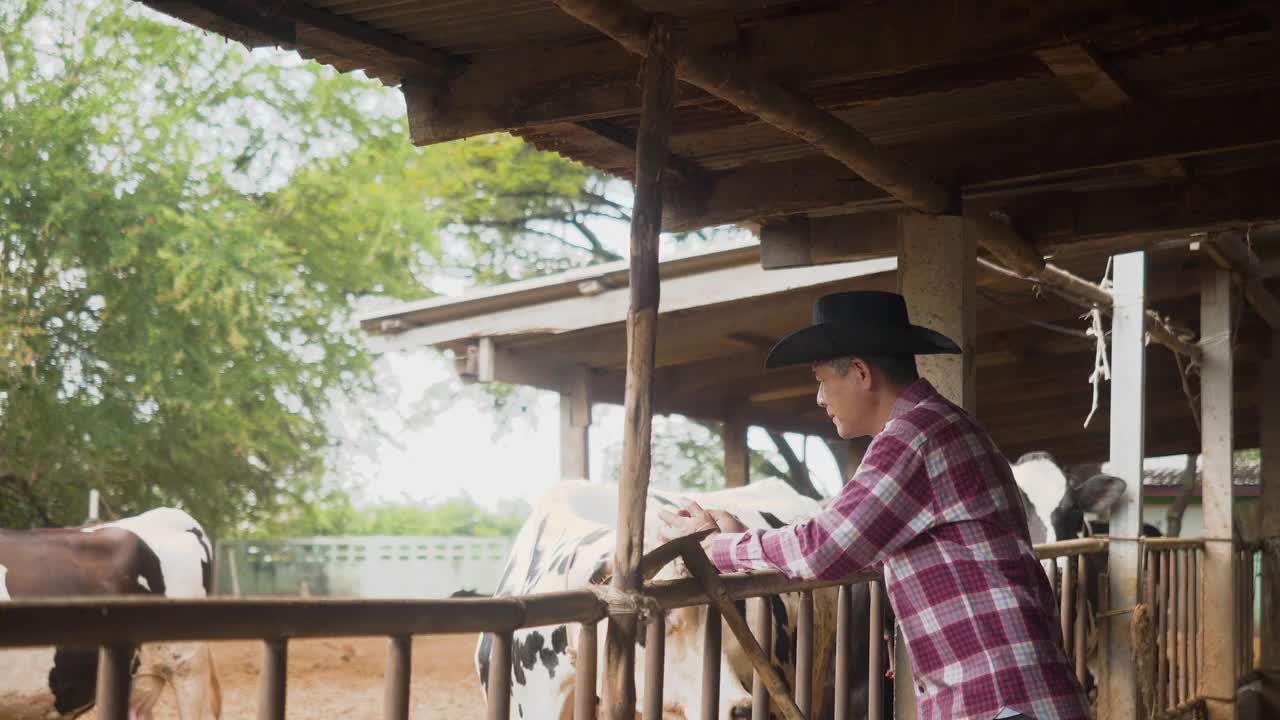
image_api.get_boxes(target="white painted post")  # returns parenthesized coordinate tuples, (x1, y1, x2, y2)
(895, 213, 976, 719)
(1258, 334, 1279, 670)
(560, 367, 592, 480)
(88, 489, 100, 522)
(1201, 265, 1236, 720)
(1102, 251, 1147, 719)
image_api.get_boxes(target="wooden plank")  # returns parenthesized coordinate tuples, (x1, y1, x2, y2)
(550, 0, 951, 215)
(1200, 265, 1237, 720)
(1100, 251, 1146, 720)
(1261, 334, 1280, 670)
(402, 0, 1264, 145)
(603, 18, 674, 720)
(670, 90, 1280, 232)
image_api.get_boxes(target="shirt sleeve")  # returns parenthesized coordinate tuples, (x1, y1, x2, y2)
(708, 425, 937, 580)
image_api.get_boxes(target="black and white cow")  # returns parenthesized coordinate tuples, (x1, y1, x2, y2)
(474, 478, 843, 720)
(0, 507, 222, 719)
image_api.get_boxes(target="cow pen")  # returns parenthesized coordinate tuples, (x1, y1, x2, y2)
(12, 1, 1280, 719)
(0, 537, 1108, 720)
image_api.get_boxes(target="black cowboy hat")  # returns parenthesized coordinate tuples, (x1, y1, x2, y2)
(765, 291, 961, 369)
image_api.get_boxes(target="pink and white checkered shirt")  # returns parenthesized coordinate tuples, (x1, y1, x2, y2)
(709, 379, 1089, 720)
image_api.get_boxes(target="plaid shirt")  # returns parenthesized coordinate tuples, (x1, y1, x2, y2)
(709, 379, 1089, 720)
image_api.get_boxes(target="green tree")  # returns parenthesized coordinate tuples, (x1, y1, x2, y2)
(0, 0, 435, 534)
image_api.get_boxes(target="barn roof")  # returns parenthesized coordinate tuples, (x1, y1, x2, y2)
(145, 0, 1280, 464)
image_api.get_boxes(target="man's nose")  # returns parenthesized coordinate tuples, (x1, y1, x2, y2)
(816, 387, 826, 408)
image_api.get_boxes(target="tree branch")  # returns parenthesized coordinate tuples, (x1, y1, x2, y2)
(765, 431, 821, 500)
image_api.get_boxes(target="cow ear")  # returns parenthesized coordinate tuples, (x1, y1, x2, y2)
(1075, 473, 1127, 513)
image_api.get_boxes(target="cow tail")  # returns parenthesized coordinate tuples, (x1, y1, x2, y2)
(208, 652, 223, 719)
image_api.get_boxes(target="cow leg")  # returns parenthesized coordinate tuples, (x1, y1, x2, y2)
(138, 642, 214, 720)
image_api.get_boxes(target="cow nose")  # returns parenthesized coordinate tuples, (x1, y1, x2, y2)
(729, 701, 752, 720)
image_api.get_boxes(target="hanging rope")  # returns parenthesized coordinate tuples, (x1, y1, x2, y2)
(1083, 259, 1114, 429)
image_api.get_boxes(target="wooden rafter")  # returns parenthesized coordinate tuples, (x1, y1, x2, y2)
(1204, 232, 1280, 330)
(550, 0, 952, 214)
(1035, 43, 1187, 179)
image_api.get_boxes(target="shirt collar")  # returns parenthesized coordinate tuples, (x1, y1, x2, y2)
(888, 377, 936, 421)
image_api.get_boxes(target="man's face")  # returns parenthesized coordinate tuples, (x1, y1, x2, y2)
(813, 359, 875, 439)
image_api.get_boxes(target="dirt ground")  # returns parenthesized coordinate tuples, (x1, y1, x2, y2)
(87, 635, 485, 720)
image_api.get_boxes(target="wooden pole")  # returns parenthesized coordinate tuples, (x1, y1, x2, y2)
(1101, 251, 1147, 720)
(1260, 334, 1280, 670)
(384, 635, 411, 720)
(560, 367, 592, 480)
(1200, 265, 1237, 720)
(723, 401, 749, 488)
(603, 16, 675, 720)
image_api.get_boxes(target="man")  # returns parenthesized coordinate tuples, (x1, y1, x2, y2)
(659, 291, 1088, 720)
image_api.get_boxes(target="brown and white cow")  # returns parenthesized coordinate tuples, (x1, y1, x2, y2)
(0, 507, 222, 720)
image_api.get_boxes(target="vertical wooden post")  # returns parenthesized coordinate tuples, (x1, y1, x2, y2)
(576, 622, 600, 720)
(1261, 334, 1280, 671)
(1102, 251, 1147, 719)
(645, 613, 666, 719)
(894, 213, 976, 720)
(723, 401, 749, 488)
(258, 638, 288, 720)
(384, 635, 412, 720)
(604, 17, 675, 720)
(560, 366, 592, 480)
(1201, 265, 1237, 720)
(95, 644, 134, 720)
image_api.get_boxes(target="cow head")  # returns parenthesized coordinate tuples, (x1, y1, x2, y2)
(1012, 452, 1128, 542)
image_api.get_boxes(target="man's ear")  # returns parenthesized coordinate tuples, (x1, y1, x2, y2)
(850, 358, 874, 388)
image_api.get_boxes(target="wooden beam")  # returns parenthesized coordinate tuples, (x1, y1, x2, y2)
(1100, 251, 1146, 720)
(403, 0, 1266, 145)
(1205, 233, 1280, 330)
(550, 0, 951, 214)
(1035, 43, 1187, 179)
(605, 18, 674, 720)
(574, 119, 710, 186)
(669, 90, 1280, 232)
(1199, 265, 1237, 720)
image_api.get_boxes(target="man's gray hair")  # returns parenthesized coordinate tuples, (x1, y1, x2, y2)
(823, 354, 920, 385)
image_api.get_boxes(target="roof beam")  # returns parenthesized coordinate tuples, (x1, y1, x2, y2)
(549, 0, 951, 214)
(1204, 233, 1280, 330)
(1034, 43, 1187, 179)
(665, 89, 1280, 232)
(148, 0, 460, 80)
(402, 0, 1266, 145)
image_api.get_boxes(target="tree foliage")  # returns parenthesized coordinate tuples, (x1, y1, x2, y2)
(0, 0, 436, 534)
(244, 492, 530, 539)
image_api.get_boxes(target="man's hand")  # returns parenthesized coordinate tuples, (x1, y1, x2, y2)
(657, 502, 748, 544)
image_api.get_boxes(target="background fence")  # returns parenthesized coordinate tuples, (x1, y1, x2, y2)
(215, 536, 512, 598)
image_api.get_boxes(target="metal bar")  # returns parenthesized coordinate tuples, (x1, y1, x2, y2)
(576, 622, 599, 720)
(1075, 554, 1087, 685)
(796, 591, 814, 719)
(701, 606, 721, 720)
(1061, 555, 1075, 661)
(645, 612, 665, 719)
(95, 643, 134, 720)
(751, 597, 772, 720)
(258, 638, 288, 720)
(868, 581, 885, 720)
(487, 631, 513, 720)
(1158, 551, 1169, 711)
(834, 585, 851, 720)
(384, 635, 411, 720)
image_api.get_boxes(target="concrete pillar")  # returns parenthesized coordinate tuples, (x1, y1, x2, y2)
(1260, 335, 1280, 670)
(560, 367, 592, 480)
(894, 213, 977, 720)
(1201, 265, 1237, 720)
(1101, 251, 1147, 719)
